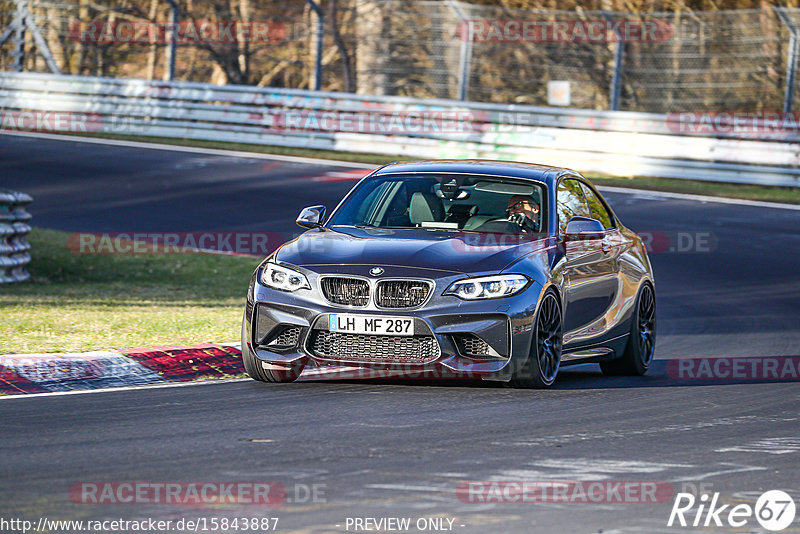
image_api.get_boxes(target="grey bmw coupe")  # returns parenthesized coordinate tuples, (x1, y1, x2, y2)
(242, 160, 655, 388)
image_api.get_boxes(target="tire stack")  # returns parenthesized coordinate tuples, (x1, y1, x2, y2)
(0, 190, 33, 284)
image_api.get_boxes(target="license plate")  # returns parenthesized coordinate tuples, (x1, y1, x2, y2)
(328, 314, 414, 336)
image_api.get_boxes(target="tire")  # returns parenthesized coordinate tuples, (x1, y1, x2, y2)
(511, 290, 563, 389)
(600, 282, 656, 376)
(241, 314, 303, 383)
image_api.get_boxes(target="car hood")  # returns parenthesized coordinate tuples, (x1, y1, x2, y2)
(274, 227, 545, 275)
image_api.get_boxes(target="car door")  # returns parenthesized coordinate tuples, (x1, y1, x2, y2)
(579, 181, 624, 336)
(557, 178, 618, 346)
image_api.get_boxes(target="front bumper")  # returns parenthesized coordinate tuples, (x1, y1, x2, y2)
(244, 265, 544, 380)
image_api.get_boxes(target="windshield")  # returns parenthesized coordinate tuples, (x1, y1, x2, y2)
(328, 173, 546, 234)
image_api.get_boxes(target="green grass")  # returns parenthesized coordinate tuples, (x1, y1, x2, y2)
(0, 228, 258, 354)
(583, 173, 800, 204)
(53, 131, 800, 205)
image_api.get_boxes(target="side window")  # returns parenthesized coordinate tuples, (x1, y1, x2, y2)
(556, 179, 591, 234)
(580, 183, 614, 230)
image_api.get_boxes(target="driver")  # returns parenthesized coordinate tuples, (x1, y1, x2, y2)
(506, 195, 540, 233)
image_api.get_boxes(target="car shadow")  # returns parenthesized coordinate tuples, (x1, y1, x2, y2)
(554, 359, 800, 389)
(294, 358, 800, 390)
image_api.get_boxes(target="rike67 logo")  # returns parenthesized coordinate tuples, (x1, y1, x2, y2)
(668, 490, 796, 531)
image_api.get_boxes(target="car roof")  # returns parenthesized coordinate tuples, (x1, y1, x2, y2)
(372, 159, 580, 187)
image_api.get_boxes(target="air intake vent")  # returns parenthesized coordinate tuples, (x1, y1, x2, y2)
(266, 326, 302, 349)
(308, 331, 440, 363)
(453, 334, 494, 357)
(375, 280, 432, 308)
(321, 277, 370, 307)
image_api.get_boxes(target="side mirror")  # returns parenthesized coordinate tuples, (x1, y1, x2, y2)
(565, 216, 605, 240)
(296, 205, 326, 229)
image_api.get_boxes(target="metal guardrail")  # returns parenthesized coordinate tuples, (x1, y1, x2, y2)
(1, 72, 799, 187)
(0, 189, 32, 284)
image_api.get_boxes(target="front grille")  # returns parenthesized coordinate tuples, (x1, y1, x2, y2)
(308, 330, 440, 363)
(453, 334, 492, 357)
(376, 280, 432, 308)
(266, 326, 302, 349)
(321, 277, 370, 307)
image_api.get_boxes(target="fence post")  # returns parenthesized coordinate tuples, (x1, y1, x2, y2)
(305, 0, 324, 91)
(447, 0, 472, 101)
(603, 11, 624, 111)
(3, 0, 61, 73)
(0, 11, 14, 47)
(165, 0, 179, 81)
(0, 190, 33, 284)
(775, 7, 799, 114)
(11, 0, 25, 72)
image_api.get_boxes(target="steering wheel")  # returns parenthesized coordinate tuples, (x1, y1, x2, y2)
(506, 213, 539, 233)
(475, 218, 533, 234)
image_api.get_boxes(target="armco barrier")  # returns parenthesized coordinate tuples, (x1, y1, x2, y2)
(0, 189, 32, 284)
(0, 72, 798, 187)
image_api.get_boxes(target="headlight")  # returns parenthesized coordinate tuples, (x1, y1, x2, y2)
(445, 274, 529, 300)
(260, 263, 311, 292)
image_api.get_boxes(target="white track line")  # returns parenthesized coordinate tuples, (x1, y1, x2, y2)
(0, 377, 250, 401)
(4, 131, 799, 210)
(597, 185, 800, 211)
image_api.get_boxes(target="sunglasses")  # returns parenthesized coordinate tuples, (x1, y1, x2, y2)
(507, 201, 530, 210)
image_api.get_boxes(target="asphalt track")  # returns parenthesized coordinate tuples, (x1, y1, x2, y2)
(2, 133, 800, 533)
